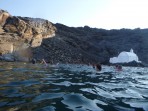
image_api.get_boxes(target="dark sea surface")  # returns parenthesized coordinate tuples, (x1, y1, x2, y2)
(0, 62, 148, 111)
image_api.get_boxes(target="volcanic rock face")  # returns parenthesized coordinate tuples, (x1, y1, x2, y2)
(0, 9, 56, 61)
(34, 24, 148, 65)
(0, 9, 148, 65)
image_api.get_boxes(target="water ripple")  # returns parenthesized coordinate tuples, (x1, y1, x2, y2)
(32, 92, 64, 103)
(0, 62, 147, 111)
(62, 93, 103, 111)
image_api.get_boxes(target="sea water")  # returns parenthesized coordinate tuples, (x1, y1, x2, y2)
(0, 62, 148, 111)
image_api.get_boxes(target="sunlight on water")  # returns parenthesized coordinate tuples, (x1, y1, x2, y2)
(0, 62, 148, 111)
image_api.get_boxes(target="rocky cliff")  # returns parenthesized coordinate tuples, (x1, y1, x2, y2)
(0, 9, 56, 61)
(0, 9, 148, 65)
(34, 24, 148, 64)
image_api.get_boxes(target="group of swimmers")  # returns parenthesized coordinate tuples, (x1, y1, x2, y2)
(31, 58, 123, 72)
(31, 58, 47, 66)
(31, 58, 59, 68)
(92, 63, 122, 72)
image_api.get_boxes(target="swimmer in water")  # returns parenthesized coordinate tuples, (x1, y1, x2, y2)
(41, 59, 48, 67)
(115, 65, 122, 71)
(31, 58, 36, 64)
(95, 63, 102, 71)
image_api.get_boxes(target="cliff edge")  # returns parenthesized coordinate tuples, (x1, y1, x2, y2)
(0, 9, 56, 61)
(0, 9, 148, 65)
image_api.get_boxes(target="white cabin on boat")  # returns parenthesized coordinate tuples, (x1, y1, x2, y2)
(109, 49, 141, 63)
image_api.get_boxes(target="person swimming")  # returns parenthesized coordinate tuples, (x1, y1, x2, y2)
(115, 65, 122, 71)
(95, 63, 102, 71)
(41, 59, 48, 67)
(31, 58, 36, 64)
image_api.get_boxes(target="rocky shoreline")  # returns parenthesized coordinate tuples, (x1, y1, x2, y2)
(109, 61, 148, 67)
(0, 9, 148, 66)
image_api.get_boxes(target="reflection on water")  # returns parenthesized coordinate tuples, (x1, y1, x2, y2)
(0, 62, 148, 111)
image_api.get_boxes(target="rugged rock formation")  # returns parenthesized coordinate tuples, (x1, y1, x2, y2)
(33, 24, 148, 65)
(0, 9, 56, 61)
(0, 10, 10, 26)
(0, 9, 148, 66)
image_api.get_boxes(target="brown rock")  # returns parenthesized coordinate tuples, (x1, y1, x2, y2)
(0, 42, 13, 55)
(0, 10, 10, 26)
(0, 9, 56, 61)
(30, 34, 42, 47)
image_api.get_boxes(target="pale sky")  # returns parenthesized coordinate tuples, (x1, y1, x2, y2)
(1, 0, 148, 29)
